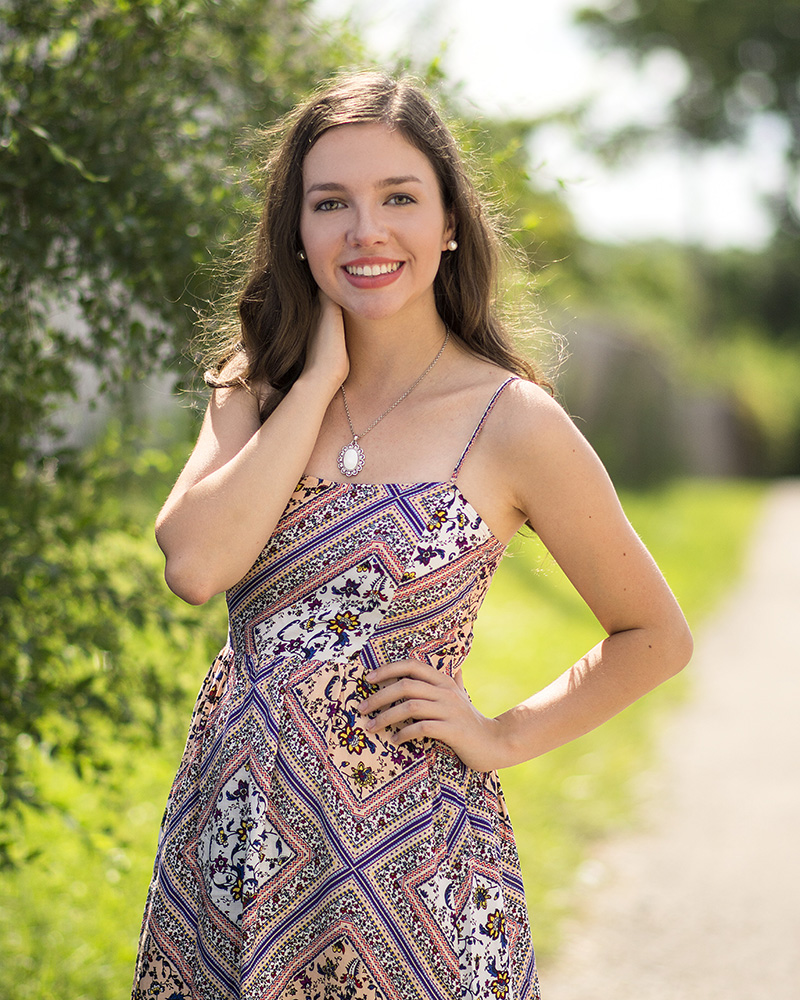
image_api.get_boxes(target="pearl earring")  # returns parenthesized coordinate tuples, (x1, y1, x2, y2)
(447, 239, 458, 252)
(297, 250, 306, 261)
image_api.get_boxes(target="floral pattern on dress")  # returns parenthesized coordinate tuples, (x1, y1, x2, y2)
(197, 761, 297, 923)
(133, 379, 540, 1000)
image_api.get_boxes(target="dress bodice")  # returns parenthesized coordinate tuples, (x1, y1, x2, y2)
(226, 476, 506, 678)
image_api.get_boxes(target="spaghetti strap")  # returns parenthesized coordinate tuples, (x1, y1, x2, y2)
(451, 376, 519, 481)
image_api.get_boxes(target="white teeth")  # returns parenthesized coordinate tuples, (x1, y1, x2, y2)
(345, 262, 402, 276)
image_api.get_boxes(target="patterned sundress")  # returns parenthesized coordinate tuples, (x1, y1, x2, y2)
(132, 377, 540, 1000)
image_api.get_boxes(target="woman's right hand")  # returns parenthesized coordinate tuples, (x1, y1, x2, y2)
(155, 293, 350, 605)
(300, 292, 349, 397)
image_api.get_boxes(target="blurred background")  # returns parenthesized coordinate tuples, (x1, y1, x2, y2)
(1, 0, 796, 996)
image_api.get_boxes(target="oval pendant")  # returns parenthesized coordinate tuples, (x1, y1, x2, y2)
(338, 440, 365, 477)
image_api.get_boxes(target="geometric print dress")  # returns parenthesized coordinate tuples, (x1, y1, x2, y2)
(132, 377, 541, 1000)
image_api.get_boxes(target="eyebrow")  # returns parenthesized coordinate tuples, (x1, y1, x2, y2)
(305, 175, 424, 195)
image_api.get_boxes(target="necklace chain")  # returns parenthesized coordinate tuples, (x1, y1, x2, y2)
(337, 328, 450, 477)
(341, 328, 450, 440)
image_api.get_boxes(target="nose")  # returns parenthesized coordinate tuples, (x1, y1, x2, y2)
(347, 205, 387, 248)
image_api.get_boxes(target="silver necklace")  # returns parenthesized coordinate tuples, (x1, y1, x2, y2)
(337, 329, 450, 478)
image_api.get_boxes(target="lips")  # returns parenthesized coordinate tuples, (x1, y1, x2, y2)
(344, 261, 402, 277)
(341, 258, 405, 288)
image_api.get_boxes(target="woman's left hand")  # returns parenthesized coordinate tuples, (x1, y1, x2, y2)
(357, 659, 508, 772)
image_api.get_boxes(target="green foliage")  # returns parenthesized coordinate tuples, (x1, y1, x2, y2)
(0, 506, 227, 998)
(695, 323, 800, 473)
(0, 426, 204, 866)
(697, 234, 800, 345)
(454, 115, 583, 276)
(571, 5, 800, 468)
(576, 0, 800, 143)
(576, 0, 800, 230)
(549, 236, 800, 477)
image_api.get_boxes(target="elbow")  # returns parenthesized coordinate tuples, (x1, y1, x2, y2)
(164, 562, 219, 606)
(163, 560, 214, 605)
(630, 613, 693, 685)
(161, 550, 222, 606)
(664, 616, 694, 679)
(156, 518, 218, 606)
(155, 520, 252, 605)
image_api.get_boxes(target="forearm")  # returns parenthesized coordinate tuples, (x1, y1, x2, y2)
(492, 620, 693, 769)
(156, 376, 332, 603)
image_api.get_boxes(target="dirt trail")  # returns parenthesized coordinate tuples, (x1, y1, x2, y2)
(539, 480, 800, 1000)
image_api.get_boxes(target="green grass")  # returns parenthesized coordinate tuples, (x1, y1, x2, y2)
(0, 479, 765, 997)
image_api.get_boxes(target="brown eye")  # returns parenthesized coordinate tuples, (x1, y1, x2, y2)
(315, 198, 345, 212)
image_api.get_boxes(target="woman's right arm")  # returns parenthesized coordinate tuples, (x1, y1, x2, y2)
(155, 298, 347, 605)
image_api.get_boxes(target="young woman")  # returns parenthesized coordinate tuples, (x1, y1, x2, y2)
(132, 72, 692, 1000)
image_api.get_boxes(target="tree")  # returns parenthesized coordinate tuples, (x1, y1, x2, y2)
(576, 0, 800, 233)
(0, 0, 363, 865)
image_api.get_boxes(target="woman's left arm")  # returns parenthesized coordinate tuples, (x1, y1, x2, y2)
(358, 385, 693, 770)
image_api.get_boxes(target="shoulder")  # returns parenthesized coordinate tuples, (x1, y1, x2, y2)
(207, 374, 278, 425)
(208, 381, 260, 421)
(480, 377, 613, 525)
(446, 361, 572, 464)
(208, 347, 279, 421)
(484, 376, 575, 453)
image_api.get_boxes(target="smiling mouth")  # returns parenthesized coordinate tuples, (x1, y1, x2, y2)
(344, 261, 403, 277)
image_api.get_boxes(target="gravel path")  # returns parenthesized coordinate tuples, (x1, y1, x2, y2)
(539, 480, 800, 1000)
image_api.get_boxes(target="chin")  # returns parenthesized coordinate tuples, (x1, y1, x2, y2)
(338, 298, 405, 324)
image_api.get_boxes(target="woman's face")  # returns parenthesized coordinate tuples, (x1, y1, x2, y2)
(299, 123, 454, 324)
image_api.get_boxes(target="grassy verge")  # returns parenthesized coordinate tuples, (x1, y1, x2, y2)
(0, 479, 765, 997)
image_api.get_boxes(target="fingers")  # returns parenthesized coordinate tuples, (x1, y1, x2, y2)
(360, 677, 438, 713)
(364, 698, 448, 735)
(357, 661, 447, 716)
(353, 660, 503, 769)
(357, 659, 462, 741)
(364, 658, 446, 689)
(303, 293, 349, 391)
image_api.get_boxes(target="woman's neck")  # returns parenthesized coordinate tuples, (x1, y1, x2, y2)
(342, 311, 450, 392)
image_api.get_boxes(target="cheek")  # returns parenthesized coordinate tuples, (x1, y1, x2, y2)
(298, 210, 313, 255)
(417, 216, 450, 256)
(303, 250, 346, 304)
(299, 232, 326, 285)
(307, 259, 330, 293)
(300, 217, 337, 269)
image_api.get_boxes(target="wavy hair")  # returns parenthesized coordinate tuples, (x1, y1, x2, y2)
(206, 71, 546, 415)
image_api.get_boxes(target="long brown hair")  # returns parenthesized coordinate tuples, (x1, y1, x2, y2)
(206, 71, 546, 416)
